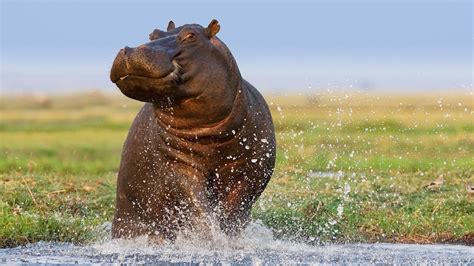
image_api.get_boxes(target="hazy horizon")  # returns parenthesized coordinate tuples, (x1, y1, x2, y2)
(1, 0, 473, 94)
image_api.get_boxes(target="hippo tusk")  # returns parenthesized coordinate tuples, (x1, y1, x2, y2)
(119, 75, 129, 81)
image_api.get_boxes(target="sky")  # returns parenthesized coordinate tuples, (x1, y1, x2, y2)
(1, 0, 473, 94)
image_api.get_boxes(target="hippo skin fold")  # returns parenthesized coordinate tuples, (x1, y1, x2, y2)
(110, 19, 276, 241)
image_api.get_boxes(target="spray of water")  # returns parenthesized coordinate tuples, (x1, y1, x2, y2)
(2, 222, 472, 264)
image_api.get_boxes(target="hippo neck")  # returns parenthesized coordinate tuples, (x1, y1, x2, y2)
(153, 80, 248, 140)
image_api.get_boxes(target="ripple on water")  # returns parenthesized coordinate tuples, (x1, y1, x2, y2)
(1, 221, 473, 264)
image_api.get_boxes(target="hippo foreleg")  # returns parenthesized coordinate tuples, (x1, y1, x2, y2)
(111, 193, 149, 239)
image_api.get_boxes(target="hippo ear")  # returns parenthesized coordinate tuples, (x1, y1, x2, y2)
(167, 20, 175, 32)
(149, 29, 165, 41)
(206, 19, 220, 38)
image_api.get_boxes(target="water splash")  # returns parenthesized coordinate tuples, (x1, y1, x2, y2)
(92, 220, 314, 262)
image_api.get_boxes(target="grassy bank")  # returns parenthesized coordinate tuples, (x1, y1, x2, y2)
(1, 91, 473, 247)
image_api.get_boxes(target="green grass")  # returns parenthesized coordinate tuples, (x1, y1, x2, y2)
(1, 91, 473, 247)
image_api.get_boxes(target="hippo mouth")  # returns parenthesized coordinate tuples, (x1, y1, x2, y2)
(112, 68, 181, 102)
(112, 68, 181, 88)
(112, 68, 179, 83)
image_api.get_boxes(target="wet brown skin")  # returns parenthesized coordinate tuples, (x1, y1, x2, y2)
(110, 20, 275, 241)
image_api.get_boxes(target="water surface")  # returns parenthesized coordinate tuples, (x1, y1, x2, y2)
(1, 222, 472, 264)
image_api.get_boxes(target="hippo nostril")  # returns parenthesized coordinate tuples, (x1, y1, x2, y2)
(123, 46, 132, 56)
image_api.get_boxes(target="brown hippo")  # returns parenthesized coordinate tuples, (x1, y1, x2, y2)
(109, 19, 275, 241)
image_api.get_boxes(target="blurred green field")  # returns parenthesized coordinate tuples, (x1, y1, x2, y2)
(1, 91, 473, 247)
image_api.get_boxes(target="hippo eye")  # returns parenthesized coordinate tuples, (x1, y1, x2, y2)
(184, 33, 196, 41)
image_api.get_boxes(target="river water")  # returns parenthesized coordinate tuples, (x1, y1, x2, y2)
(1, 222, 472, 264)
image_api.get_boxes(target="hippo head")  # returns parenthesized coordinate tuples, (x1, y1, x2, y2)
(110, 19, 240, 104)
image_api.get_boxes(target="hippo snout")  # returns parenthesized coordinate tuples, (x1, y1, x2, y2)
(110, 45, 175, 83)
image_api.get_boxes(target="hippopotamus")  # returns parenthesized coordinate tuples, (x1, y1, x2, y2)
(109, 19, 275, 241)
